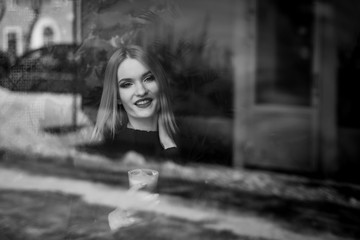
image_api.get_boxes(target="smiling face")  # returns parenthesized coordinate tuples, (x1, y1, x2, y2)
(117, 58, 160, 129)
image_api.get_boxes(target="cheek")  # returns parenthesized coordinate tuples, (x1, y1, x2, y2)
(150, 83, 160, 97)
(153, 87, 161, 112)
(118, 89, 131, 105)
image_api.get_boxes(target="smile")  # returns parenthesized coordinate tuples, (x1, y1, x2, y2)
(134, 98, 153, 108)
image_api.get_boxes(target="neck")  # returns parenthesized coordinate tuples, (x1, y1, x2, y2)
(127, 116, 158, 131)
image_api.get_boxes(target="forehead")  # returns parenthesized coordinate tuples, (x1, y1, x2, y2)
(117, 58, 149, 80)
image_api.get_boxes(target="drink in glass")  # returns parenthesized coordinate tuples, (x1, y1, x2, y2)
(128, 169, 159, 192)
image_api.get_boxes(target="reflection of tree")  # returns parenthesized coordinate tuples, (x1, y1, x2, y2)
(81, 1, 233, 117)
(122, 4, 233, 117)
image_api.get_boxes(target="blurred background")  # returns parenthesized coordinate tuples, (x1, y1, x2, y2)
(0, 0, 360, 239)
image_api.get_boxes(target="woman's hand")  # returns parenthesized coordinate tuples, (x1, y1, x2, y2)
(108, 185, 159, 231)
(158, 117, 177, 149)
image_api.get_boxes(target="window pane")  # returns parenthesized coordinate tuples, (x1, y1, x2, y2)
(256, 0, 313, 106)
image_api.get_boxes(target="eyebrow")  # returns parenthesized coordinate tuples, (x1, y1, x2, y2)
(118, 71, 152, 83)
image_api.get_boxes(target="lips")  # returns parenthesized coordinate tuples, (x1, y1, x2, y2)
(134, 98, 153, 108)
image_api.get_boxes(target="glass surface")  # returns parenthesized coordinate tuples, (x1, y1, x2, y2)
(2, 1, 359, 239)
(256, 0, 313, 106)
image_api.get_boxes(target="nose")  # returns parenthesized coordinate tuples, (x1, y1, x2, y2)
(135, 81, 148, 96)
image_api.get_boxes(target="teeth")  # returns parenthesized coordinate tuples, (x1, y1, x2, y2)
(136, 99, 151, 105)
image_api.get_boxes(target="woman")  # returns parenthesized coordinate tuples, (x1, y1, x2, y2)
(92, 44, 178, 159)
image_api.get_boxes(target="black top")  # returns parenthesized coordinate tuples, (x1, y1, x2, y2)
(104, 128, 178, 160)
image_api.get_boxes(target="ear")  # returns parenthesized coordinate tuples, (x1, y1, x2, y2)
(117, 99, 122, 105)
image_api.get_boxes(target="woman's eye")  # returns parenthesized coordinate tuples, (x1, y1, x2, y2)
(143, 74, 155, 82)
(119, 82, 132, 88)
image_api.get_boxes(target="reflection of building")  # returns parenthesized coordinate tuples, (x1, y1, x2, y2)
(0, 0, 76, 59)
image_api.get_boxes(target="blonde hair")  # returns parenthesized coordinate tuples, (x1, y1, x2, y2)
(92, 45, 177, 142)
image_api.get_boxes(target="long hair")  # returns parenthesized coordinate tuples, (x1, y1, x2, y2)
(92, 44, 177, 142)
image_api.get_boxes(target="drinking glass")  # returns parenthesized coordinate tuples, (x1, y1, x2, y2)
(108, 169, 159, 231)
(128, 168, 159, 192)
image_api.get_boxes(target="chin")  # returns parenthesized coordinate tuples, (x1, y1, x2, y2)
(134, 110, 157, 119)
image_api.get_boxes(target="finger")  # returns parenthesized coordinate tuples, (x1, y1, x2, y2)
(108, 208, 136, 231)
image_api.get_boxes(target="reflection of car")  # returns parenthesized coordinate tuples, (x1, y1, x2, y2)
(4, 44, 82, 93)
